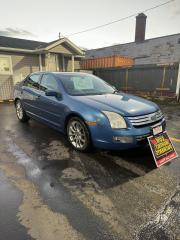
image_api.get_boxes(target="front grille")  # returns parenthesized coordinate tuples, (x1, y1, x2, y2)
(127, 110, 164, 127)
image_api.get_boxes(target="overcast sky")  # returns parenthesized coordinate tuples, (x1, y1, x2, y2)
(0, 0, 179, 49)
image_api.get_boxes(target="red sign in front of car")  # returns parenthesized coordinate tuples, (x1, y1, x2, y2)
(148, 131, 178, 167)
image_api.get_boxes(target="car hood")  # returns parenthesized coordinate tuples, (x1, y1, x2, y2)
(74, 93, 159, 116)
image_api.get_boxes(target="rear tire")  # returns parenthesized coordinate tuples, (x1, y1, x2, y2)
(15, 99, 29, 122)
(67, 117, 91, 152)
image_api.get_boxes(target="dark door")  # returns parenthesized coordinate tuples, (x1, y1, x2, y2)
(38, 73, 65, 129)
(22, 73, 42, 118)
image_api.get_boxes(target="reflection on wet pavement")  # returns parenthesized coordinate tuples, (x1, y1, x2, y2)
(0, 103, 179, 240)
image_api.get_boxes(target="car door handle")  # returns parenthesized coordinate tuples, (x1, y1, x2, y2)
(35, 95, 41, 100)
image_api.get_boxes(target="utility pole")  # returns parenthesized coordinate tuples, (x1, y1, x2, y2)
(176, 62, 180, 102)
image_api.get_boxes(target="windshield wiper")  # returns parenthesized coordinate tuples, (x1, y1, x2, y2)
(113, 90, 119, 94)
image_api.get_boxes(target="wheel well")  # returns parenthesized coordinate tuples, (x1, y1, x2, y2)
(14, 98, 20, 106)
(64, 113, 92, 148)
(64, 113, 93, 137)
(64, 113, 84, 132)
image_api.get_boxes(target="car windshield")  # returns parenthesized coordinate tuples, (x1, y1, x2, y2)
(58, 74, 115, 96)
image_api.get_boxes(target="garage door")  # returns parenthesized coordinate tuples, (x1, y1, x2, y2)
(0, 75, 14, 100)
(0, 55, 13, 100)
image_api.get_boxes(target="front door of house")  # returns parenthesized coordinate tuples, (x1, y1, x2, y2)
(45, 53, 58, 71)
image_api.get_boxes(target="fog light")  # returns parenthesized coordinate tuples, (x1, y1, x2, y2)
(113, 136, 134, 143)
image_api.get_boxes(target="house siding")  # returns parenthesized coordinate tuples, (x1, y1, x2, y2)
(0, 51, 40, 100)
(49, 43, 77, 55)
(66, 57, 80, 71)
(45, 53, 58, 71)
(12, 53, 40, 77)
(0, 51, 40, 78)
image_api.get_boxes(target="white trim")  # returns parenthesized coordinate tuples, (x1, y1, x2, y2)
(0, 46, 46, 53)
(63, 38, 84, 55)
(62, 55, 65, 72)
(176, 62, 180, 99)
(0, 54, 13, 75)
(0, 46, 34, 53)
(39, 54, 42, 71)
(45, 38, 84, 55)
(75, 55, 85, 58)
(55, 54, 59, 71)
(45, 38, 65, 50)
(71, 55, 74, 72)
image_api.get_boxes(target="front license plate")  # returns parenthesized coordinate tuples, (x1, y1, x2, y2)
(152, 125, 162, 136)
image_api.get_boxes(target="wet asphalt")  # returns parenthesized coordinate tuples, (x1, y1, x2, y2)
(0, 103, 179, 240)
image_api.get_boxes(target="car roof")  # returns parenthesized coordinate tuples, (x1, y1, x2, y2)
(31, 71, 90, 76)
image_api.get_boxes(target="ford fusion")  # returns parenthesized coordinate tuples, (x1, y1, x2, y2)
(14, 72, 166, 152)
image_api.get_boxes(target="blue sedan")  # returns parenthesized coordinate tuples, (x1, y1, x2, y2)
(14, 72, 166, 152)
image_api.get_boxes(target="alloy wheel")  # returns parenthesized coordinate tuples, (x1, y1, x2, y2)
(16, 101, 23, 120)
(68, 120, 87, 150)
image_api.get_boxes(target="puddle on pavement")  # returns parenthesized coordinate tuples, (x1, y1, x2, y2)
(0, 163, 84, 240)
(0, 170, 30, 240)
(3, 135, 123, 240)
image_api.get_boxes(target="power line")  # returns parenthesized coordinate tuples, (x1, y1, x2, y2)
(66, 0, 174, 37)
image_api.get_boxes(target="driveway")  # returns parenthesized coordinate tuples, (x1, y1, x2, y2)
(0, 103, 179, 240)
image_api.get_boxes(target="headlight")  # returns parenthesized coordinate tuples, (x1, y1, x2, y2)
(102, 111, 127, 129)
(157, 109, 163, 117)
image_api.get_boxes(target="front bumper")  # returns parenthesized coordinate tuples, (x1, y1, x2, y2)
(89, 118, 166, 150)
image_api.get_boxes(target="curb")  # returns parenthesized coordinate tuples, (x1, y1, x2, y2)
(0, 99, 14, 103)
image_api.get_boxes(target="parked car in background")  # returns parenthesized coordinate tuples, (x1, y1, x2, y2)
(14, 72, 166, 152)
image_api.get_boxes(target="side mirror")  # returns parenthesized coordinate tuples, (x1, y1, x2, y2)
(45, 90, 62, 99)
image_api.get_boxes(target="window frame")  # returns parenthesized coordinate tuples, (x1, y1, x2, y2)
(0, 55, 13, 75)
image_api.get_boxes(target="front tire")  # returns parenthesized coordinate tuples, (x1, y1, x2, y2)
(15, 99, 29, 122)
(67, 117, 91, 152)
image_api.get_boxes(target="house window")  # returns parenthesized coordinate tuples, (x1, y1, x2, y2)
(0, 55, 12, 75)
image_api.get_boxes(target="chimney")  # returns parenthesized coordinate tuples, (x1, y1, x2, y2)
(135, 13, 147, 42)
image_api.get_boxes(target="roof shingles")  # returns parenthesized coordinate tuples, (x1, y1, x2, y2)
(0, 35, 60, 50)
